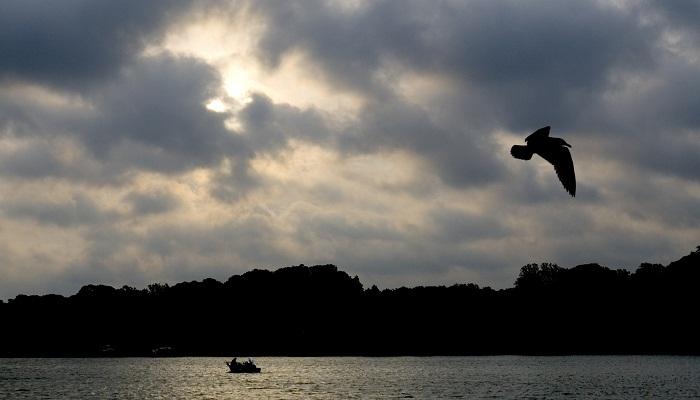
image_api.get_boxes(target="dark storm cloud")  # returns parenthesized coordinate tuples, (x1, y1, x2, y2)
(428, 207, 509, 243)
(4, 0, 691, 191)
(229, 90, 504, 188)
(241, 93, 330, 151)
(0, 0, 256, 189)
(295, 212, 404, 243)
(2, 193, 118, 227)
(252, 0, 656, 125)
(588, 59, 700, 182)
(0, 53, 259, 193)
(630, 62, 700, 133)
(211, 93, 334, 200)
(246, 0, 665, 187)
(124, 190, 181, 216)
(252, 0, 421, 97)
(342, 99, 504, 187)
(83, 54, 251, 174)
(601, 173, 700, 229)
(638, 136, 700, 181)
(647, 0, 700, 40)
(0, 0, 695, 190)
(0, 0, 267, 192)
(418, 0, 655, 132)
(0, 0, 190, 91)
(0, 141, 69, 179)
(142, 216, 284, 263)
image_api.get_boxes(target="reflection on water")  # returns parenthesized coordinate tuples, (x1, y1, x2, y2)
(1, 356, 699, 399)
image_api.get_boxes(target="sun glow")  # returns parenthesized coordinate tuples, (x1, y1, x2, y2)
(223, 71, 255, 104)
(205, 99, 227, 112)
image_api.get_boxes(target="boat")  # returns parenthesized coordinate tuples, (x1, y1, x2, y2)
(226, 358, 261, 373)
(151, 346, 175, 357)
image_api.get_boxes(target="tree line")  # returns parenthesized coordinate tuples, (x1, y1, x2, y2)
(1, 246, 698, 356)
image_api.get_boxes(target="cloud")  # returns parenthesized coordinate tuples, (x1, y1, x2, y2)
(125, 190, 181, 216)
(341, 99, 505, 187)
(647, 0, 700, 41)
(1, 0, 700, 299)
(2, 193, 118, 227)
(427, 207, 510, 243)
(0, 0, 191, 91)
(240, 93, 331, 151)
(251, 0, 656, 124)
(246, 0, 667, 186)
(0, 52, 259, 193)
(83, 54, 251, 174)
(0, 139, 71, 180)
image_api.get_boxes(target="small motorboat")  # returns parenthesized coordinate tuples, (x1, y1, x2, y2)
(226, 358, 261, 373)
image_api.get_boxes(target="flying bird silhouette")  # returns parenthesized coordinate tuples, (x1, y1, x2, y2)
(510, 126, 576, 196)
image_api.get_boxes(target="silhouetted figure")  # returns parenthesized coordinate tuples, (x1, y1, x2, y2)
(510, 126, 576, 196)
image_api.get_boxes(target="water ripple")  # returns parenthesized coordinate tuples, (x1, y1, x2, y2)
(1, 356, 699, 399)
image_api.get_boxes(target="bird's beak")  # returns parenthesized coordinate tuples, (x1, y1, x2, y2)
(563, 140, 572, 148)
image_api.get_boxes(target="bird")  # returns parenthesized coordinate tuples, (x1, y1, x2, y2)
(510, 126, 576, 196)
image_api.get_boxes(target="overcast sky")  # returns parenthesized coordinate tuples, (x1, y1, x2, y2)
(1, 0, 699, 299)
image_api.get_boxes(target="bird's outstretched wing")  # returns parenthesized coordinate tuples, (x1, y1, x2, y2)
(525, 126, 550, 143)
(538, 145, 576, 196)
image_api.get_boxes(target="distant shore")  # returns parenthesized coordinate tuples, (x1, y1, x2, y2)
(2, 246, 699, 357)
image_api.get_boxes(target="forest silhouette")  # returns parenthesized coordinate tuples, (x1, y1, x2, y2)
(1, 246, 699, 356)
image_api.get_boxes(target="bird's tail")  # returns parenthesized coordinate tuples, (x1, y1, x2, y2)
(510, 145, 533, 160)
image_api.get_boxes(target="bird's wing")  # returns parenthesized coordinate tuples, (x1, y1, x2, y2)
(525, 126, 550, 143)
(538, 145, 576, 197)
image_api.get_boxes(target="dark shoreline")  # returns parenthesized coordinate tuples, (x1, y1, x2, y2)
(2, 246, 699, 357)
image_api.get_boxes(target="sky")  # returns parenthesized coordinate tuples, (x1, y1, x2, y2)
(1, 0, 699, 299)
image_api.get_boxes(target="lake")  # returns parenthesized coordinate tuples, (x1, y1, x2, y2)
(1, 356, 699, 399)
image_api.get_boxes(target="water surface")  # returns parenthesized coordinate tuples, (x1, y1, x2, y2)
(1, 356, 699, 399)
